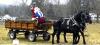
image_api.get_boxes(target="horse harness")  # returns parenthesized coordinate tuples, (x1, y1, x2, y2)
(61, 16, 79, 29)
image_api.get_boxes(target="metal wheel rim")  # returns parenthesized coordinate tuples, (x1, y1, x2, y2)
(29, 34, 35, 41)
(10, 33, 14, 38)
(44, 34, 49, 39)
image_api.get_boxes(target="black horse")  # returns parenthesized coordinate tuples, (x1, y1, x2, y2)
(52, 11, 92, 44)
(74, 11, 92, 44)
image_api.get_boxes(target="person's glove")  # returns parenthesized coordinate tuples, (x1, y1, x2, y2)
(32, 18, 36, 20)
(36, 17, 38, 19)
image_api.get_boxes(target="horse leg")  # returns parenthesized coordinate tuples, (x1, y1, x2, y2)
(73, 33, 76, 44)
(75, 32, 80, 44)
(52, 31, 56, 44)
(63, 32, 68, 43)
(73, 32, 79, 44)
(56, 31, 61, 43)
(80, 31, 86, 44)
(52, 28, 57, 44)
(74, 33, 77, 44)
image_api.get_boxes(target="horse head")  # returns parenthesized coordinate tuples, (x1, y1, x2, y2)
(75, 11, 92, 24)
(74, 11, 85, 23)
(85, 12, 92, 24)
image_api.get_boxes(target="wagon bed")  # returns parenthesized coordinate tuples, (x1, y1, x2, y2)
(5, 20, 52, 42)
(5, 20, 52, 30)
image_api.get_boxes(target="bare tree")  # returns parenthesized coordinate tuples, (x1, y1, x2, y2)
(42, 0, 81, 19)
(89, 0, 100, 23)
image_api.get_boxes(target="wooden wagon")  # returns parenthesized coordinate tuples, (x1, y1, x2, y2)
(5, 20, 52, 42)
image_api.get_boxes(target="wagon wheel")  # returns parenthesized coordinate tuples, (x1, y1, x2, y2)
(43, 32, 50, 41)
(28, 32, 36, 42)
(24, 31, 29, 39)
(8, 30, 16, 39)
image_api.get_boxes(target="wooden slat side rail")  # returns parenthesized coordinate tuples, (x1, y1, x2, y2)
(5, 20, 37, 30)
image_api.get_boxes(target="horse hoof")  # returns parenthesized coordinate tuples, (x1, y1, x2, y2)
(57, 41, 60, 43)
(57, 42, 59, 43)
(84, 43, 86, 45)
(52, 42, 55, 44)
(84, 42, 86, 45)
(52, 43, 55, 45)
(57, 40, 60, 43)
(73, 43, 77, 45)
(65, 41, 68, 43)
(84, 42, 86, 44)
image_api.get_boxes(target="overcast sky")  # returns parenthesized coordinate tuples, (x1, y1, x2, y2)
(0, 0, 69, 5)
(48, 0, 70, 5)
(0, 0, 32, 5)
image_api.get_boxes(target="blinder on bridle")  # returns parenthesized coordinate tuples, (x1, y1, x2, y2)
(80, 12, 92, 24)
(84, 12, 92, 24)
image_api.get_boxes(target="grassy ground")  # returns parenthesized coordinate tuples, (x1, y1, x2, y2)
(0, 23, 100, 45)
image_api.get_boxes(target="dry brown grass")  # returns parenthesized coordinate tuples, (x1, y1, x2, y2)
(0, 23, 100, 45)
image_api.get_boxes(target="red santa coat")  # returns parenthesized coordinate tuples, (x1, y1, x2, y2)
(31, 7, 45, 24)
(31, 7, 36, 18)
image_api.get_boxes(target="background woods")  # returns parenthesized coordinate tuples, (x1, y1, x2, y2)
(0, 0, 100, 22)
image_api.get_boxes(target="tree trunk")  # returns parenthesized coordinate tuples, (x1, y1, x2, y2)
(96, 12, 99, 23)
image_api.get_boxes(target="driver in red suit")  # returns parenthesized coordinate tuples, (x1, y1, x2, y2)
(31, 2, 45, 28)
